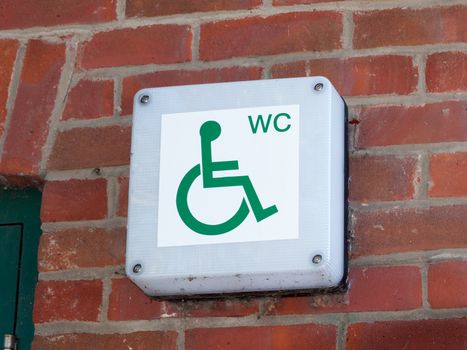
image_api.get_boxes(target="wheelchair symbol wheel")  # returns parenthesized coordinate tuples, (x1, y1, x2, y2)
(176, 164, 250, 236)
(176, 120, 278, 236)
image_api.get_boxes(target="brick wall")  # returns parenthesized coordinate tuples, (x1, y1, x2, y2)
(0, 0, 466, 349)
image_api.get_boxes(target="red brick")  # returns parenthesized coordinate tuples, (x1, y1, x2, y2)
(200, 12, 342, 61)
(0, 40, 66, 176)
(428, 260, 467, 309)
(270, 61, 306, 78)
(108, 278, 181, 320)
(33, 280, 102, 323)
(117, 176, 129, 217)
(121, 66, 262, 115)
(48, 126, 130, 170)
(0, 174, 43, 188)
(266, 292, 348, 316)
(426, 52, 467, 92)
(347, 318, 467, 350)
(0, 0, 116, 29)
(356, 101, 467, 148)
(32, 332, 177, 350)
(266, 266, 421, 315)
(186, 324, 336, 350)
(349, 155, 417, 202)
(62, 80, 114, 120)
(429, 153, 467, 197)
(183, 299, 259, 318)
(352, 206, 467, 258)
(346, 266, 421, 311)
(38, 227, 126, 271)
(272, 55, 418, 96)
(41, 179, 107, 222)
(0, 39, 19, 141)
(354, 6, 467, 49)
(126, 0, 261, 17)
(77, 25, 191, 69)
(108, 276, 259, 320)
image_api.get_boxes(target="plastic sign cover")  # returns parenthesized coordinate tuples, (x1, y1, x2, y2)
(127, 77, 345, 297)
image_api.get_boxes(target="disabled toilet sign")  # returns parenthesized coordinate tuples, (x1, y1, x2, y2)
(127, 77, 345, 297)
(157, 105, 300, 247)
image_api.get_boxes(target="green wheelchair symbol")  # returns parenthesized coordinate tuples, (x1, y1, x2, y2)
(176, 120, 278, 236)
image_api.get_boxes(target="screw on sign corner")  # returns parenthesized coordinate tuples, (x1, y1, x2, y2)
(133, 264, 142, 273)
(312, 254, 322, 264)
(314, 83, 324, 92)
(140, 95, 150, 104)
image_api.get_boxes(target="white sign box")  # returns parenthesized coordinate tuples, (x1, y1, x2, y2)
(126, 77, 346, 297)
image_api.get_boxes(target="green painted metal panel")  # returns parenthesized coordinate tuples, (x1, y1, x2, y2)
(0, 225, 22, 335)
(0, 189, 42, 350)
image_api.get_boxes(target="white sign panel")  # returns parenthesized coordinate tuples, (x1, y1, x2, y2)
(157, 105, 299, 247)
(126, 77, 345, 297)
